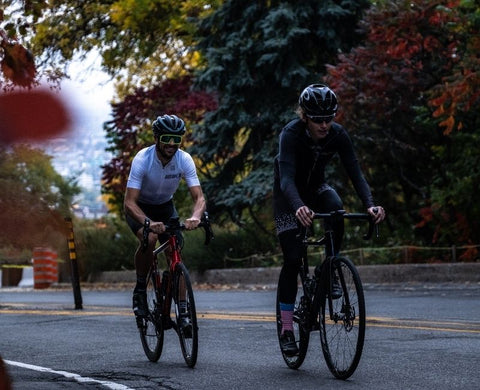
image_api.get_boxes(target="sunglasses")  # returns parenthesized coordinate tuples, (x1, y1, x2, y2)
(308, 115, 335, 124)
(158, 134, 183, 144)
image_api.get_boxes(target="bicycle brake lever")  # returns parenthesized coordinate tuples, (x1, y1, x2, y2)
(363, 217, 375, 240)
(201, 212, 214, 245)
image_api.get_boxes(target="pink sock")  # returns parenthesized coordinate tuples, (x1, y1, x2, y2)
(281, 310, 294, 333)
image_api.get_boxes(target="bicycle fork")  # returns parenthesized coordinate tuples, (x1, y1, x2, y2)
(326, 260, 356, 330)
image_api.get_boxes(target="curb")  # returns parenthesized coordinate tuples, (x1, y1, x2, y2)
(92, 263, 480, 286)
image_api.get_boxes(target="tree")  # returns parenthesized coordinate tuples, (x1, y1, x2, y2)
(2, 1, 222, 90)
(30, 0, 222, 92)
(14, 0, 371, 226)
(0, 145, 80, 249)
(421, 0, 480, 250)
(323, 0, 479, 248)
(0, 1, 44, 89)
(192, 0, 371, 222)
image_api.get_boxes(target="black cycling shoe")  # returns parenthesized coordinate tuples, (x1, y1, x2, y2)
(331, 276, 343, 299)
(280, 330, 299, 357)
(132, 292, 148, 318)
(178, 315, 193, 338)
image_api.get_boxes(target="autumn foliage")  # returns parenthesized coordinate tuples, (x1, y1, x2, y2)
(2, 0, 479, 256)
(0, 41, 36, 88)
(1, 8, 38, 90)
(324, 0, 480, 251)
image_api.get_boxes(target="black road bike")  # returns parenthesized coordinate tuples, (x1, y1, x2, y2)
(276, 209, 379, 379)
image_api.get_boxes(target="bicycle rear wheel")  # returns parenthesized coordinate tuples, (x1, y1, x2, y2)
(139, 268, 164, 362)
(173, 262, 198, 368)
(276, 273, 309, 369)
(319, 256, 365, 379)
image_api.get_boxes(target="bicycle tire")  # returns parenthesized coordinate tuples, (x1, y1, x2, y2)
(276, 273, 309, 369)
(319, 256, 365, 379)
(173, 262, 198, 368)
(139, 268, 164, 362)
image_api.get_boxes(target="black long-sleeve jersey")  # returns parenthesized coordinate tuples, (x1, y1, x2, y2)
(273, 118, 374, 213)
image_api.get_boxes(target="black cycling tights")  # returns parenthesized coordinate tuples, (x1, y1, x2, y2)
(278, 187, 343, 304)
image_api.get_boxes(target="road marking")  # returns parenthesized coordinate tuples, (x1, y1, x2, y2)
(200, 312, 480, 333)
(200, 312, 274, 322)
(4, 360, 134, 390)
(367, 316, 480, 333)
(2, 306, 479, 334)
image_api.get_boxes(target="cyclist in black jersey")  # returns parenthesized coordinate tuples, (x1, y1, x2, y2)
(273, 84, 385, 356)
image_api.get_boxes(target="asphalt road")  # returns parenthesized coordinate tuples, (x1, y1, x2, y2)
(0, 283, 479, 389)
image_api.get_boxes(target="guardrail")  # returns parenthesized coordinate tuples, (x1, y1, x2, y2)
(222, 244, 480, 268)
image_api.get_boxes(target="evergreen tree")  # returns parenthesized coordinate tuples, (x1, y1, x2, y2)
(193, 0, 370, 221)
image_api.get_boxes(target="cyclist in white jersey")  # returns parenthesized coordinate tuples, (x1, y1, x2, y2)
(124, 114, 206, 322)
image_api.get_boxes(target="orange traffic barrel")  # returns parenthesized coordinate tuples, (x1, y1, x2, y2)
(33, 247, 58, 289)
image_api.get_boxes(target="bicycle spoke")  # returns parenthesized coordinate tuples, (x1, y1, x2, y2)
(139, 270, 164, 362)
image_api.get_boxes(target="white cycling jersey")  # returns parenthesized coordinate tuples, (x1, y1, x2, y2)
(127, 145, 200, 205)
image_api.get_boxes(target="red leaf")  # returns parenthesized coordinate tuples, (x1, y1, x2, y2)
(1, 43, 36, 87)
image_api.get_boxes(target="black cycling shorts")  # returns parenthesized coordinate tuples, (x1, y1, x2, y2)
(125, 199, 182, 246)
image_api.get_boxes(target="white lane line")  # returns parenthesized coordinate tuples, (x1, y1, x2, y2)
(5, 360, 134, 390)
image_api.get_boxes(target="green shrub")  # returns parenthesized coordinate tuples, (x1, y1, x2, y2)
(71, 216, 278, 278)
(181, 222, 278, 273)
(74, 216, 137, 280)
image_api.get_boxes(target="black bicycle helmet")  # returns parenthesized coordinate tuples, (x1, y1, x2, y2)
(298, 84, 338, 117)
(152, 114, 186, 136)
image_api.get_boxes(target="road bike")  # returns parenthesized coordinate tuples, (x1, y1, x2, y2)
(137, 211, 213, 368)
(276, 209, 379, 379)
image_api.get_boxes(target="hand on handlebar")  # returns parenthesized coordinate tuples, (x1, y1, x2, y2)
(142, 212, 213, 248)
(296, 206, 314, 227)
(149, 221, 166, 234)
(184, 217, 201, 230)
(368, 206, 385, 224)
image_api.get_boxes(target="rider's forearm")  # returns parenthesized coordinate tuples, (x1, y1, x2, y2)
(124, 200, 149, 225)
(190, 195, 206, 220)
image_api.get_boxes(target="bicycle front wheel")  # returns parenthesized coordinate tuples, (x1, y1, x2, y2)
(173, 262, 198, 368)
(276, 273, 309, 369)
(139, 269, 164, 362)
(319, 256, 365, 379)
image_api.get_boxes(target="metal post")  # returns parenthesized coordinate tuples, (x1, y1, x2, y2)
(451, 245, 457, 262)
(65, 217, 83, 309)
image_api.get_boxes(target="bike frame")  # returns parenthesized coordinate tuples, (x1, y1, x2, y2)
(138, 212, 213, 367)
(152, 234, 181, 272)
(299, 210, 375, 326)
(151, 233, 182, 321)
(277, 209, 376, 378)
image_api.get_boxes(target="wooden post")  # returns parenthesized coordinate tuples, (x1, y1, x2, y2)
(65, 217, 83, 309)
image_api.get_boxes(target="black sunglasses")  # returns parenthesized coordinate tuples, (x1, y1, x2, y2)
(158, 134, 183, 144)
(307, 115, 335, 124)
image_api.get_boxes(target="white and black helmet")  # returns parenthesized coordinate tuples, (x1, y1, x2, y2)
(152, 114, 186, 136)
(299, 84, 338, 117)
